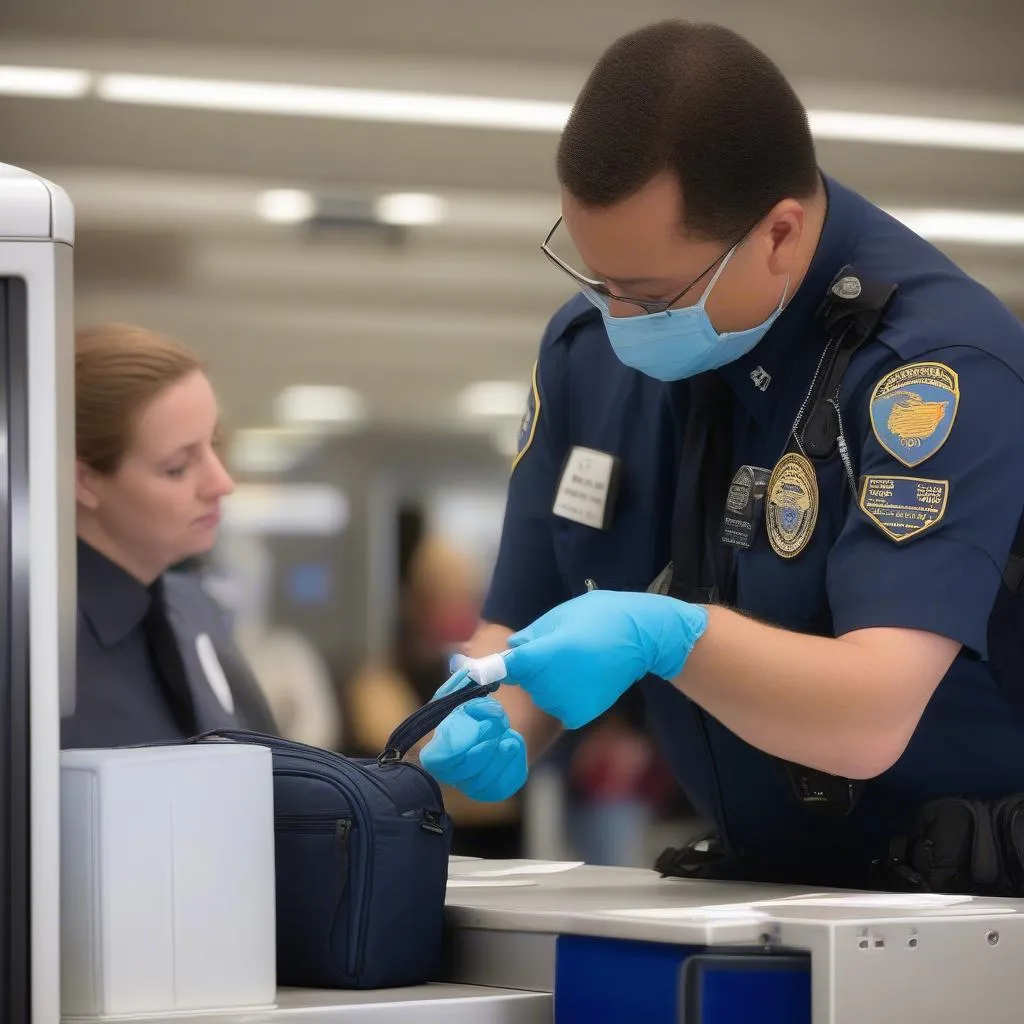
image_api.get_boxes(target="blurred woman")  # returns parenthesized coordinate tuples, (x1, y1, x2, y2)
(63, 323, 277, 748)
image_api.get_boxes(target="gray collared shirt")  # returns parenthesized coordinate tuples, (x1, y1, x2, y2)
(63, 540, 276, 749)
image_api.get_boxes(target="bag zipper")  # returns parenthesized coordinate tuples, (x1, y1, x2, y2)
(275, 812, 349, 832)
(275, 810, 340, 826)
(274, 815, 352, 891)
(274, 758, 374, 980)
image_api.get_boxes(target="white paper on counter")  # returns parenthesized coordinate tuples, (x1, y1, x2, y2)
(447, 859, 584, 878)
(765, 893, 975, 910)
(446, 878, 538, 888)
(598, 905, 770, 923)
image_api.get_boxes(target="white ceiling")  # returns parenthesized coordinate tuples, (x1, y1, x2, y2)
(2, 0, 1023, 434)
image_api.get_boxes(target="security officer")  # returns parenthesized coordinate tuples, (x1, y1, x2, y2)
(421, 20, 1024, 890)
(64, 323, 276, 748)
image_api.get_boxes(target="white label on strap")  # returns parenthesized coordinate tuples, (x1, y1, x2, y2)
(195, 632, 235, 714)
(466, 652, 509, 687)
(553, 446, 615, 530)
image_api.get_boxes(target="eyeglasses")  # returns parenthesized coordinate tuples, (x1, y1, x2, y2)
(540, 215, 756, 315)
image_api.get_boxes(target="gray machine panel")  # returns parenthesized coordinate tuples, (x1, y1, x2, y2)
(444, 863, 1024, 1023)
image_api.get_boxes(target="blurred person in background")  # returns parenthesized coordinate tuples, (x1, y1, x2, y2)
(209, 530, 342, 749)
(347, 532, 522, 858)
(64, 323, 278, 749)
(559, 705, 693, 866)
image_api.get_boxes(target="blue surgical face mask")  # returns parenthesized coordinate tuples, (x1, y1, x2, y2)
(584, 247, 789, 381)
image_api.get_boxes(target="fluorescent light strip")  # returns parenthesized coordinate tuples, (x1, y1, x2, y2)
(810, 110, 1024, 154)
(457, 381, 530, 419)
(5, 64, 1023, 154)
(887, 208, 1024, 246)
(374, 192, 447, 226)
(250, 184, 1024, 245)
(0, 64, 91, 98)
(256, 188, 315, 224)
(94, 72, 1024, 152)
(96, 73, 571, 131)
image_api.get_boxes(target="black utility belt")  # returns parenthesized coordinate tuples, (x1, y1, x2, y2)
(655, 794, 1024, 897)
(883, 794, 1024, 897)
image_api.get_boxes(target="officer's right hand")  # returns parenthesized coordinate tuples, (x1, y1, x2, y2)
(419, 668, 528, 802)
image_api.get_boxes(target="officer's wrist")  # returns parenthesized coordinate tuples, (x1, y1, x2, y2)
(650, 601, 710, 680)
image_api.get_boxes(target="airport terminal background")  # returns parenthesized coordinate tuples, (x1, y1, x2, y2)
(1, 1, 1023, 1019)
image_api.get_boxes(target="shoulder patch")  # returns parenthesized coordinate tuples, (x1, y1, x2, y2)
(869, 361, 959, 468)
(511, 360, 540, 471)
(859, 475, 949, 542)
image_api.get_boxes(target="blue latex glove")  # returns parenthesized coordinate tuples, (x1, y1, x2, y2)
(502, 590, 709, 730)
(419, 664, 528, 802)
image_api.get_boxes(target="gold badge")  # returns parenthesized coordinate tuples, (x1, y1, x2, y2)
(766, 452, 819, 559)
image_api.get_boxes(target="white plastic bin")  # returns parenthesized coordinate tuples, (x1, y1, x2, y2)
(60, 743, 276, 1018)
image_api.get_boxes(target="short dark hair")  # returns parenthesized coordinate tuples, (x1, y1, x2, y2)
(557, 21, 820, 240)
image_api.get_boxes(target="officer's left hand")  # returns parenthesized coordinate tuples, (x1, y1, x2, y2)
(502, 590, 709, 730)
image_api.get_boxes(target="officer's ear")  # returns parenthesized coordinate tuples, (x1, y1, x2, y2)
(763, 199, 806, 276)
(75, 460, 103, 511)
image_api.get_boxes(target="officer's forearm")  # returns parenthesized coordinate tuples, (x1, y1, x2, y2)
(465, 622, 564, 760)
(673, 606, 958, 780)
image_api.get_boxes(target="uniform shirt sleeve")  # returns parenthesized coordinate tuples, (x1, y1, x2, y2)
(482, 324, 572, 632)
(828, 346, 1024, 657)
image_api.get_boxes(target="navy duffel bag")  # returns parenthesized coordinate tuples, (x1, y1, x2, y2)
(199, 677, 498, 989)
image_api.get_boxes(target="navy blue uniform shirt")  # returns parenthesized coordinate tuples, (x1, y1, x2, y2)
(483, 176, 1024, 887)
(65, 539, 276, 748)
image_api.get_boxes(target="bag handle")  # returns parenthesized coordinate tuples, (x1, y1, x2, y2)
(191, 679, 499, 765)
(378, 679, 500, 765)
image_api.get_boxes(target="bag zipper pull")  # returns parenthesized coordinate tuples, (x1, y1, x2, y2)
(420, 809, 445, 835)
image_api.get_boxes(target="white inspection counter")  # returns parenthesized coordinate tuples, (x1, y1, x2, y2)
(67, 859, 1024, 1024)
(68, 984, 549, 1023)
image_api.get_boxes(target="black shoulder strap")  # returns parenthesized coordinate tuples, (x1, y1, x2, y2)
(667, 374, 735, 604)
(798, 268, 898, 459)
(667, 267, 898, 607)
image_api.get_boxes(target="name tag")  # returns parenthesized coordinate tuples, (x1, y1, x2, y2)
(196, 633, 235, 715)
(553, 446, 620, 530)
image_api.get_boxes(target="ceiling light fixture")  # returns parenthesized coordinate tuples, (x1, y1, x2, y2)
(96, 73, 570, 131)
(274, 385, 368, 427)
(810, 110, 1024, 153)
(457, 381, 530, 419)
(226, 427, 323, 475)
(886, 208, 1024, 246)
(223, 483, 350, 535)
(91, 71, 1024, 153)
(256, 188, 315, 224)
(0, 64, 91, 98)
(374, 192, 447, 226)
